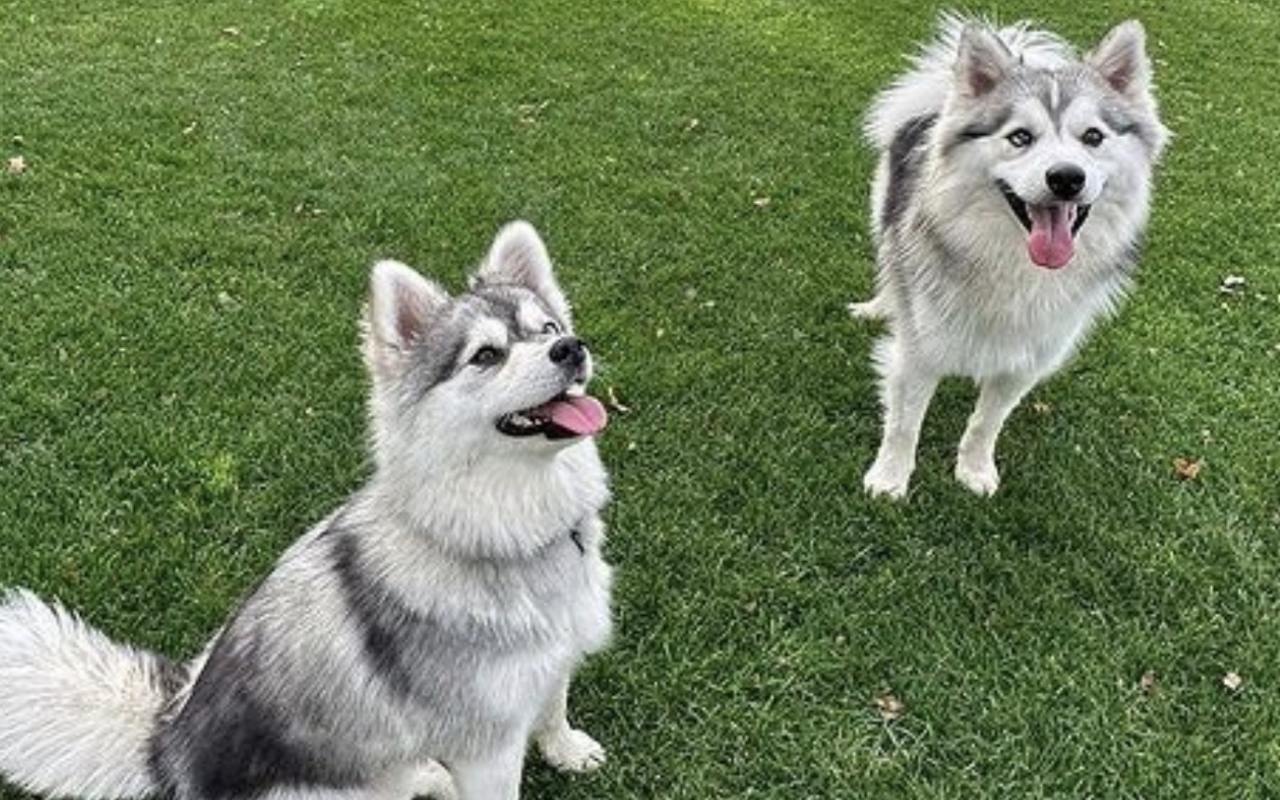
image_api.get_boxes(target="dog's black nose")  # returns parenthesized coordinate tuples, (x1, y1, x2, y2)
(1046, 164, 1086, 200)
(549, 336, 586, 368)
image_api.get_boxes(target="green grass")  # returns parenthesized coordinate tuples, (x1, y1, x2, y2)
(2, 1, 1279, 797)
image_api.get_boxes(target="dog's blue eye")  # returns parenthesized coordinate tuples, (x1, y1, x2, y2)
(470, 346, 504, 367)
(542, 321, 560, 335)
(1006, 129, 1034, 148)
(1081, 127, 1105, 147)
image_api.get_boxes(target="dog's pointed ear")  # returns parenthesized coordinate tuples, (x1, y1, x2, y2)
(1088, 20, 1151, 97)
(954, 24, 1014, 98)
(364, 259, 449, 376)
(473, 221, 571, 321)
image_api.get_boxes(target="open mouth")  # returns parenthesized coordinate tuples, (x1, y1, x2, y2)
(997, 180, 1091, 270)
(495, 388, 609, 440)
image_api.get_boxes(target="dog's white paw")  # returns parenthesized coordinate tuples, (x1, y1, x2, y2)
(863, 458, 912, 499)
(955, 457, 1000, 496)
(410, 761, 457, 800)
(538, 728, 607, 773)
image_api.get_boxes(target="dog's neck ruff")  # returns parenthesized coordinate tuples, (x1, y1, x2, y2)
(405, 515, 590, 565)
(371, 440, 609, 562)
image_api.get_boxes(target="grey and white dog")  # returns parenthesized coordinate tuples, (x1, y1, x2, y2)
(851, 14, 1169, 498)
(0, 222, 613, 800)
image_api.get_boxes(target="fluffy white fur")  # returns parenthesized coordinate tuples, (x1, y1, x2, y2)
(854, 15, 1168, 498)
(367, 224, 607, 560)
(0, 222, 613, 800)
(0, 590, 168, 799)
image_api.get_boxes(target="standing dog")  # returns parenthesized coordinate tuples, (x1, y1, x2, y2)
(0, 222, 613, 800)
(852, 15, 1168, 498)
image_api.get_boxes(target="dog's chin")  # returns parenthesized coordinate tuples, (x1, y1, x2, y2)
(996, 181, 1092, 270)
(494, 386, 609, 444)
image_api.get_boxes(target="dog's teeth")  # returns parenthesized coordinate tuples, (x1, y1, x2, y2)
(566, 385, 585, 398)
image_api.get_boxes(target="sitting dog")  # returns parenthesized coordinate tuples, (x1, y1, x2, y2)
(0, 222, 613, 800)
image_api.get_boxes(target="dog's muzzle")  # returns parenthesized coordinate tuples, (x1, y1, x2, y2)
(495, 338, 607, 440)
(996, 180, 1092, 269)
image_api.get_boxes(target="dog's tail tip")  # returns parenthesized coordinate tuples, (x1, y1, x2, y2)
(848, 295, 891, 322)
(0, 588, 176, 800)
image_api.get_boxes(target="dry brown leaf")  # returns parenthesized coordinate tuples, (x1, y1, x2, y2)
(221, 26, 241, 37)
(605, 386, 631, 415)
(1222, 671, 1243, 692)
(874, 691, 904, 722)
(1139, 670, 1157, 694)
(1031, 401, 1052, 415)
(753, 196, 771, 209)
(1173, 457, 1202, 481)
(517, 100, 550, 124)
(292, 202, 323, 217)
(6, 155, 27, 175)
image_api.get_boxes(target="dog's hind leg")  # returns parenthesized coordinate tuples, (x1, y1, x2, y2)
(955, 372, 1038, 496)
(864, 340, 938, 499)
(533, 677, 606, 774)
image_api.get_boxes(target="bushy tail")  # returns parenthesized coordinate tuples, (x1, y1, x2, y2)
(0, 589, 181, 800)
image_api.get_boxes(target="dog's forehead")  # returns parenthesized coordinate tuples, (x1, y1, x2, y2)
(1059, 91, 1106, 127)
(462, 286, 561, 333)
(1011, 66, 1095, 125)
(1007, 65, 1154, 145)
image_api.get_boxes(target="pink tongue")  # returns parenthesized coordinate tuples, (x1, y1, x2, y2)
(1026, 204, 1077, 269)
(532, 395, 608, 437)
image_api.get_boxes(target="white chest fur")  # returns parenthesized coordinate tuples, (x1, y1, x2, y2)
(901, 232, 1131, 380)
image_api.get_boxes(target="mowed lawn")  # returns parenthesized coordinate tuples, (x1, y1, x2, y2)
(2, 1, 1278, 797)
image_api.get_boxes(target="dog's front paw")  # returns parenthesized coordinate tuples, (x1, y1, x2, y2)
(410, 761, 457, 800)
(863, 457, 912, 499)
(955, 456, 1000, 496)
(538, 728, 606, 773)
